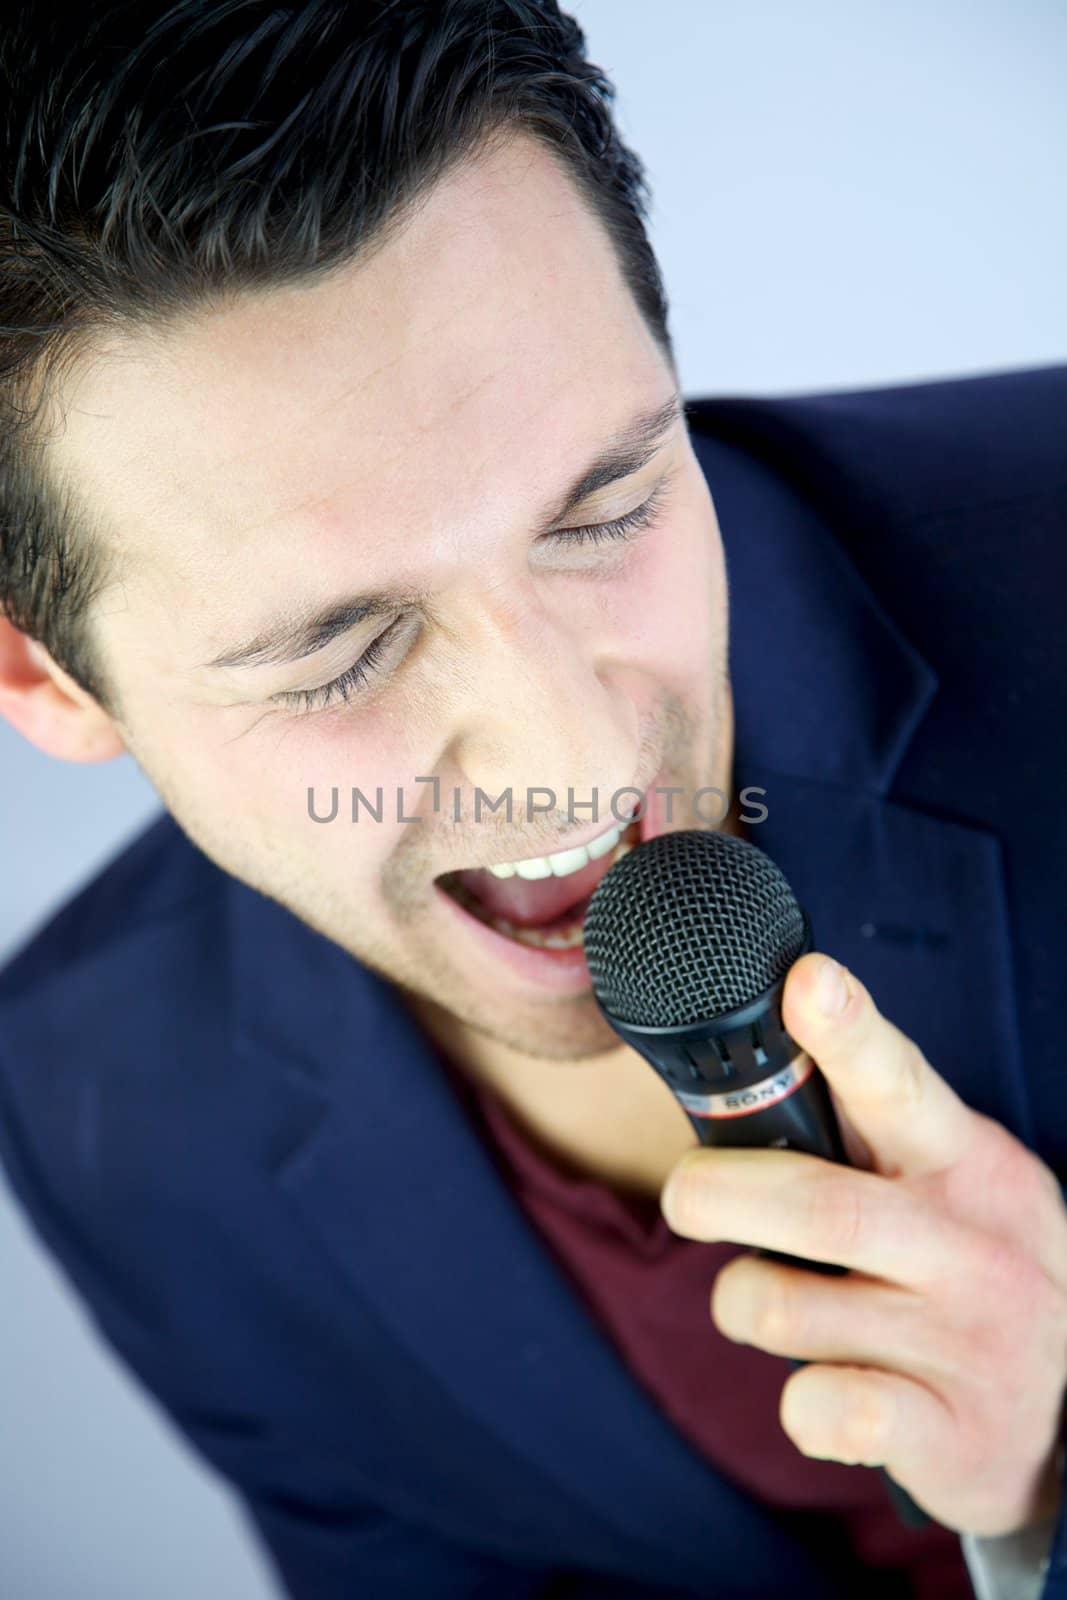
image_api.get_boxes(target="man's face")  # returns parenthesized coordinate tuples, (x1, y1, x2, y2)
(44, 132, 732, 1060)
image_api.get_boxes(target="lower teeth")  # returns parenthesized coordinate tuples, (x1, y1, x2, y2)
(490, 916, 586, 950)
(450, 836, 635, 949)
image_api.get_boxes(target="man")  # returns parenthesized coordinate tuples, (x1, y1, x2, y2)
(0, 4, 1064, 1596)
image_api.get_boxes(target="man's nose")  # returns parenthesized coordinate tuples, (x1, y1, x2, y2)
(439, 585, 640, 822)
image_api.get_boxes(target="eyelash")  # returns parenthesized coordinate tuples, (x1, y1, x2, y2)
(548, 479, 670, 549)
(273, 619, 407, 715)
(274, 482, 670, 715)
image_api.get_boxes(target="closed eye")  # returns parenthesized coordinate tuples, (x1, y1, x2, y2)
(269, 615, 410, 715)
(546, 479, 670, 549)
(272, 478, 672, 716)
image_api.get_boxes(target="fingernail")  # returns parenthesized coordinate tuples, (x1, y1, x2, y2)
(815, 956, 850, 1016)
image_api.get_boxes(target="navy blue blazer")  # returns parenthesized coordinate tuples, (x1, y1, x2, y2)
(1, 365, 1065, 1599)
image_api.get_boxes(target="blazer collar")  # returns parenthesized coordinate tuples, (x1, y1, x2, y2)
(687, 418, 939, 794)
(687, 415, 1033, 1150)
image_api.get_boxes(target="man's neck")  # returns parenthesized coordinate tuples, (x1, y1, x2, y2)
(408, 806, 749, 1201)
(411, 999, 700, 1202)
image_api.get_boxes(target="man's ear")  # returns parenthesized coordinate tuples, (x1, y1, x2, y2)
(0, 616, 127, 764)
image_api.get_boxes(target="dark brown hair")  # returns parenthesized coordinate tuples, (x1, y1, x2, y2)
(0, 1, 675, 718)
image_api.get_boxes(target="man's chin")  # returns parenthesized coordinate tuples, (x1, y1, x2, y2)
(396, 974, 623, 1065)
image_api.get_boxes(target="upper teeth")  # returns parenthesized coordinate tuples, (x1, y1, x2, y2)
(486, 814, 636, 880)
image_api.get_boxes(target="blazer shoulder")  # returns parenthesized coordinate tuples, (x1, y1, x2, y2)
(686, 365, 1067, 716)
(0, 810, 242, 1343)
(0, 808, 230, 1161)
(685, 362, 1067, 531)
(0, 809, 220, 1006)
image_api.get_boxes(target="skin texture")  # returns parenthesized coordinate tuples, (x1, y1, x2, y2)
(2, 129, 1063, 1540)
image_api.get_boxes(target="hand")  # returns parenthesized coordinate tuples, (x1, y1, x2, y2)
(659, 951, 1067, 1538)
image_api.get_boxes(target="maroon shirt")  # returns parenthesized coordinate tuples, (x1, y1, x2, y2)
(436, 1050, 973, 1599)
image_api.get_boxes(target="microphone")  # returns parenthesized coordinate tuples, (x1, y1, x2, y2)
(582, 827, 931, 1530)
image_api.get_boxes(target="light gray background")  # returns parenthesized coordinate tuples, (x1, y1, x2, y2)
(2, 3, 1064, 1595)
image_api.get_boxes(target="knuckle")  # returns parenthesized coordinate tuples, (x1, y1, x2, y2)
(664, 1162, 708, 1233)
(891, 1035, 928, 1109)
(841, 1377, 894, 1461)
(804, 1175, 870, 1257)
(977, 1231, 1041, 1308)
(980, 1114, 1054, 1199)
(975, 1120, 1067, 1263)
(948, 1235, 1054, 1374)
(753, 1278, 798, 1349)
(943, 1304, 1000, 1380)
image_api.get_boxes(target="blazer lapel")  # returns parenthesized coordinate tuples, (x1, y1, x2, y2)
(225, 880, 842, 1592)
(693, 422, 1035, 1149)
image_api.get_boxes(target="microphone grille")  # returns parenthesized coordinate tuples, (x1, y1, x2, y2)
(582, 829, 807, 1027)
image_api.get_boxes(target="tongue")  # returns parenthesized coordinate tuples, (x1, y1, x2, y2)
(450, 843, 622, 927)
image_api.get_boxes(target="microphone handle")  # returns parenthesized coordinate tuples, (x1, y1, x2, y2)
(685, 1059, 931, 1530)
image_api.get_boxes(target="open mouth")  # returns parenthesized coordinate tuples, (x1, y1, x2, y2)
(434, 815, 641, 950)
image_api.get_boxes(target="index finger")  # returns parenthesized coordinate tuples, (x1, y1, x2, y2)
(662, 1144, 964, 1286)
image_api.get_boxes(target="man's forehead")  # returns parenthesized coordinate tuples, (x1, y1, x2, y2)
(44, 133, 668, 601)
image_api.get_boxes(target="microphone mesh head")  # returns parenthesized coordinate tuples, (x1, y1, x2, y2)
(582, 829, 807, 1027)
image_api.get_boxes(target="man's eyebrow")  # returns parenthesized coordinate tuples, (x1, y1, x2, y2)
(528, 390, 684, 538)
(201, 390, 685, 673)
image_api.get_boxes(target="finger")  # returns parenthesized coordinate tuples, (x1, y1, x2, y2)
(782, 953, 975, 1181)
(779, 1360, 948, 1493)
(711, 1253, 955, 1382)
(661, 1145, 966, 1284)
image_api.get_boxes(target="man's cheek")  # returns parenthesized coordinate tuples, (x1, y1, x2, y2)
(290, 746, 429, 883)
(615, 528, 721, 667)
(237, 713, 374, 822)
